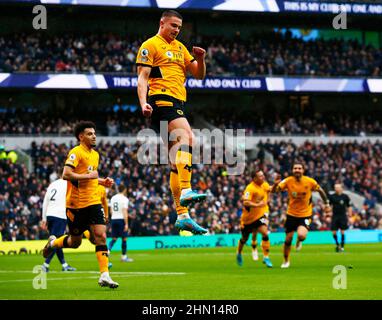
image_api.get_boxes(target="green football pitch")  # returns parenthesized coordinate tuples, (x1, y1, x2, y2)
(0, 243, 381, 300)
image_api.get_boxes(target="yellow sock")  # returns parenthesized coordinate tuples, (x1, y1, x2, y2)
(170, 169, 188, 215)
(53, 235, 69, 248)
(96, 245, 109, 273)
(175, 145, 192, 191)
(261, 240, 270, 257)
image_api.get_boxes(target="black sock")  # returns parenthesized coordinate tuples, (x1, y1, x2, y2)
(333, 234, 339, 246)
(341, 234, 345, 247)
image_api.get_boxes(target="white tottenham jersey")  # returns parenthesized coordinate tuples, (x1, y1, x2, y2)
(110, 194, 129, 220)
(42, 179, 67, 220)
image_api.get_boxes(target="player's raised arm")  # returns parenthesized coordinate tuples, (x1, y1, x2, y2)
(187, 46, 206, 80)
(137, 65, 153, 117)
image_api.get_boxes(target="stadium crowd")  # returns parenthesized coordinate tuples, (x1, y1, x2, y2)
(1, 109, 382, 137)
(0, 139, 381, 241)
(1, 30, 381, 77)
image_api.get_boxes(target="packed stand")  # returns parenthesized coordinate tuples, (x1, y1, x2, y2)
(0, 107, 147, 136)
(1, 31, 381, 77)
(1, 108, 382, 137)
(209, 112, 382, 136)
(1, 139, 381, 241)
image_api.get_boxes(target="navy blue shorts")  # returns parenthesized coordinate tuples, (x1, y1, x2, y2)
(47, 216, 67, 237)
(111, 219, 128, 238)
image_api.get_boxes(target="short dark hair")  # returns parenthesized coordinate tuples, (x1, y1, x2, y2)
(118, 184, 126, 193)
(74, 121, 96, 141)
(292, 161, 305, 170)
(251, 167, 263, 178)
(161, 10, 183, 20)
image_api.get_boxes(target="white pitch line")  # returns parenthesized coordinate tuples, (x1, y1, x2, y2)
(0, 272, 186, 284)
(0, 270, 185, 275)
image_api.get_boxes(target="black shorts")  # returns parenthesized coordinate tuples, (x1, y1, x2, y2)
(241, 216, 268, 239)
(331, 216, 348, 231)
(285, 215, 312, 233)
(148, 94, 186, 133)
(66, 204, 105, 236)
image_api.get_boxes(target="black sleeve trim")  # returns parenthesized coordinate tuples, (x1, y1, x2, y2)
(190, 59, 196, 63)
(64, 164, 75, 169)
(136, 63, 153, 68)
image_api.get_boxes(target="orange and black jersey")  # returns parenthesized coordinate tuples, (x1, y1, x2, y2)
(278, 176, 321, 218)
(64, 144, 101, 209)
(136, 34, 195, 102)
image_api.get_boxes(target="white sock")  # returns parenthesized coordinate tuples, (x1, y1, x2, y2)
(181, 188, 192, 196)
(177, 213, 190, 220)
(122, 255, 127, 259)
(43, 263, 49, 268)
(62, 263, 68, 268)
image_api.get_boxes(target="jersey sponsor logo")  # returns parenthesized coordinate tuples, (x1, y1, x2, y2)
(141, 49, 149, 56)
(166, 51, 173, 58)
(141, 57, 148, 62)
(244, 191, 250, 199)
(292, 191, 298, 198)
(88, 165, 93, 171)
(177, 109, 184, 115)
(69, 154, 76, 160)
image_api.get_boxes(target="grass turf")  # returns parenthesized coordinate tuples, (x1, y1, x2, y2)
(0, 243, 381, 300)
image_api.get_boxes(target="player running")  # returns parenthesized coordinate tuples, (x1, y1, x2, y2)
(272, 162, 331, 268)
(236, 169, 273, 268)
(42, 121, 118, 288)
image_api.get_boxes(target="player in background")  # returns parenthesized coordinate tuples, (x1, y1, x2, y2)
(41, 178, 76, 272)
(109, 184, 133, 262)
(236, 169, 273, 268)
(272, 162, 331, 268)
(42, 121, 118, 288)
(136, 10, 208, 235)
(329, 183, 352, 252)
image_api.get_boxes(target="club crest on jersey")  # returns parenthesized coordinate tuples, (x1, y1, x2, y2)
(166, 51, 173, 58)
(292, 192, 298, 198)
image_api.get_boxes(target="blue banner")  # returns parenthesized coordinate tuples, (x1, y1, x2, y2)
(0, 73, 378, 93)
(3, 0, 382, 15)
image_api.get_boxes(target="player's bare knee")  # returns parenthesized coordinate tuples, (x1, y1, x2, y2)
(284, 239, 292, 246)
(93, 232, 107, 245)
(298, 235, 306, 242)
(240, 237, 248, 244)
